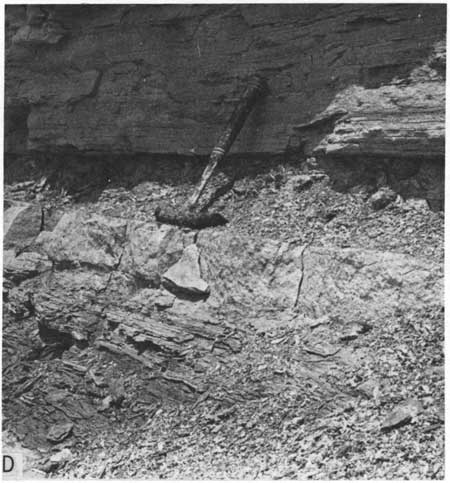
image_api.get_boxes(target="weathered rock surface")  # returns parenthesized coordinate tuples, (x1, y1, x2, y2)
(5, 5, 445, 159)
(36, 210, 127, 270)
(46, 422, 73, 443)
(125, 287, 175, 312)
(33, 270, 110, 344)
(198, 231, 443, 321)
(4, 202, 42, 251)
(120, 220, 194, 285)
(4, 250, 52, 283)
(97, 298, 242, 400)
(2, 168, 444, 477)
(298, 246, 442, 321)
(293, 39, 445, 208)
(297, 41, 445, 160)
(49, 448, 73, 468)
(381, 399, 424, 431)
(4, 206, 443, 405)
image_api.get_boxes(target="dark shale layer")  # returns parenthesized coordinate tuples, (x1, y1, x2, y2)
(5, 4, 445, 158)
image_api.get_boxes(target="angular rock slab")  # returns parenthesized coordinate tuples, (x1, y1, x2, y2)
(33, 270, 111, 342)
(124, 288, 175, 314)
(100, 301, 240, 400)
(162, 244, 210, 297)
(299, 246, 443, 321)
(369, 187, 397, 210)
(198, 233, 300, 312)
(381, 399, 423, 431)
(119, 221, 194, 285)
(4, 202, 42, 252)
(36, 210, 127, 270)
(198, 231, 442, 320)
(311, 82, 444, 159)
(4, 250, 52, 283)
(46, 422, 73, 443)
(302, 42, 445, 161)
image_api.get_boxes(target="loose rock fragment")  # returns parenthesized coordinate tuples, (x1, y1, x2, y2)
(162, 244, 210, 297)
(206, 406, 235, 423)
(46, 422, 74, 443)
(304, 341, 340, 358)
(369, 187, 397, 210)
(381, 398, 423, 431)
(339, 322, 372, 341)
(99, 395, 113, 412)
(87, 369, 107, 388)
(403, 198, 430, 211)
(356, 379, 380, 401)
(293, 175, 314, 192)
(50, 448, 73, 466)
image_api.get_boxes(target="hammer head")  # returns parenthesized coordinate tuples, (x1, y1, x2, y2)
(155, 206, 228, 230)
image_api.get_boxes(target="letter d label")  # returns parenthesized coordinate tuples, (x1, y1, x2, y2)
(3, 456, 14, 472)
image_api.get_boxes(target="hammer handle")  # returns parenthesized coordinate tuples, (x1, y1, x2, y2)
(188, 75, 267, 208)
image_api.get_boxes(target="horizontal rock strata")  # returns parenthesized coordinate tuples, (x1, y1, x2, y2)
(5, 4, 445, 160)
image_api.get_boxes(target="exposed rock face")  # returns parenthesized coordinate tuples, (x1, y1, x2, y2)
(4, 209, 443, 402)
(197, 230, 443, 321)
(120, 220, 194, 286)
(299, 245, 442, 321)
(381, 399, 423, 432)
(4, 202, 43, 252)
(296, 42, 445, 160)
(3, 168, 444, 475)
(36, 210, 128, 270)
(5, 4, 445, 161)
(4, 250, 52, 283)
(33, 269, 110, 344)
(2, 7, 445, 469)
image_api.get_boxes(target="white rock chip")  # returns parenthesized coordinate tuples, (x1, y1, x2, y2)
(163, 244, 209, 296)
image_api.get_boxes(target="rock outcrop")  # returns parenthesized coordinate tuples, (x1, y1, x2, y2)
(4, 202, 43, 252)
(5, 4, 445, 160)
(2, 7, 444, 474)
(296, 41, 445, 160)
(197, 230, 443, 322)
(36, 210, 128, 270)
(4, 208, 443, 403)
